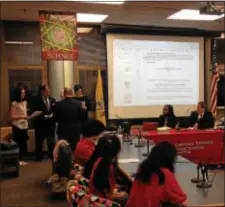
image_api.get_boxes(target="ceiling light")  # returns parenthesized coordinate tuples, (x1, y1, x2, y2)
(77, 13, 108, 23)
(168, 9, 224, 21)
(5, 41, 34, 45)
(73, 0, 125, 5)
(77, 27, 93, 33)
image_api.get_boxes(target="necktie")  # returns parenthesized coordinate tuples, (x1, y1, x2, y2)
(164, 117, 168, 127)
(44, 97, 50, 111)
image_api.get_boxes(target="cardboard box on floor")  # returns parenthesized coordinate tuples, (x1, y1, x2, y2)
(0, 126, 12, 141)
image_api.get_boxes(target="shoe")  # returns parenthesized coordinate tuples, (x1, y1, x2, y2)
(19, 161, 28, 166)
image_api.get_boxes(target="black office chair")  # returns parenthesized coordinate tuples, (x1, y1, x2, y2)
(0, 137, 20, 177)
(120, 121, 131, 142)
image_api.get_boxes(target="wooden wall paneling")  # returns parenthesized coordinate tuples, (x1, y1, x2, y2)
(8, 69, 43, 99)
(4, 21, 42, 66)
(78, 30, 106, 67)
(218, 64, 224, 74)
(78, 68, 106, 112)
(0, 21, 10, 124)
(74, 61, 79, 85)
(77, 65, 106, 71)
(7, 65, 44, 70)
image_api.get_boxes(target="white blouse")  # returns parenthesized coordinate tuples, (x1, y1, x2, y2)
(11, 101, 28, 130)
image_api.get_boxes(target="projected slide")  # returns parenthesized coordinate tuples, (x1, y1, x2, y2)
(107, 34, 204, 118)
(113, 39, 199, 106)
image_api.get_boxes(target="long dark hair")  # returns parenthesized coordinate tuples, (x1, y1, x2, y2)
(136, 141, 177, 185)
(83, 136, 109, 178)
(92, 134, 121, 194)
(164, 104, 175, 117)
(74, 84, 83, 93)
(13, 87, 26, 102)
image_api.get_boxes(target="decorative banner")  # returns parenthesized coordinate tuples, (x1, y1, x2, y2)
(39, 11, 78, 60)
(95, 67, 106, 126)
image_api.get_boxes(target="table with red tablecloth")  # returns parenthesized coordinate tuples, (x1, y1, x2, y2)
(143, 129, 224, 165)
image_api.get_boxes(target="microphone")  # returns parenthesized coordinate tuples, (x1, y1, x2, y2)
(185, 109, 191, 128)
(186, 108, 191, 117)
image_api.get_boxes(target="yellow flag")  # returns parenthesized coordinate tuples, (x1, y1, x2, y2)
(95, 68, 106, 126)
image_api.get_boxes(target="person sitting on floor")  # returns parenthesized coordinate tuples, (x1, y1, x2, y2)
(73, 119, 105, 166)
(89, 134, 128, 205)
(126, 141, 187, 207)
(83, 136, 110, 179)
(83, 135, 133, 191)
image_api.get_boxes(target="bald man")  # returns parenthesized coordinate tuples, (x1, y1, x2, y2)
(54, 88, 84, 151)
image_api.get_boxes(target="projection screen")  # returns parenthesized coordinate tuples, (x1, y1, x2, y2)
(107, 34, 204, 119)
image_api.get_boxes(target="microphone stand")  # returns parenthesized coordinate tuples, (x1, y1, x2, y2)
(191, 162, 203, 183)
(134, 129, 145, 148)
(121, 121, 132, 142)
(197, 165, 212, 188)
(143, 139, 150, 156)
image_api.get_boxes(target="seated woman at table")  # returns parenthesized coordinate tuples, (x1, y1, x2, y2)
(88, 134, 128, 205)
(126, 141, 187, 207)
(158, 104, 177, 128)
(73, 119, 105, 166)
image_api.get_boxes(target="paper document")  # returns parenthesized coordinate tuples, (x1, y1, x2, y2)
(44, 113, 53, 119)
(118, 158, 140, 164)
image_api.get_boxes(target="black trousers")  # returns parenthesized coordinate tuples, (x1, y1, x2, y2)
(57, 125, 80, 152)
(12, 126, 28, 160)
(35, 127, 55, 160)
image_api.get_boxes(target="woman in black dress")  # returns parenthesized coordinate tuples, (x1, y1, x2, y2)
(73, 84, 90, 122)
(158, 104, 177, 128)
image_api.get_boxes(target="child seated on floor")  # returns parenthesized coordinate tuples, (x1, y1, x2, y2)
(73, 119, 105, 166)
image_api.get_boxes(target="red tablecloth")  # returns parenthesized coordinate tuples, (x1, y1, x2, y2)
(144, 129, 224, 165)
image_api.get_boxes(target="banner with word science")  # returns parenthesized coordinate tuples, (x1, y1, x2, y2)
(39, 12, 78, 60)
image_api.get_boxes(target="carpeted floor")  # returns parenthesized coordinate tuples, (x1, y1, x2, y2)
(1, 159, 68, 207)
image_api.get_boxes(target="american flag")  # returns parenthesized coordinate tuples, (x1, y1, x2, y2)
(209, 39, 220, 115)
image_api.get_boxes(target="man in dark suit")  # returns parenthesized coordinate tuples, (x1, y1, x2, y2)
(54, 88, 84, 151)
(33, 85, 56, 161)
(189, 101, 214, 129)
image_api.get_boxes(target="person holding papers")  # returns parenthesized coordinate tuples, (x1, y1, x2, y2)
(158, 105, 177, 128)
(189, 101, 214, 129)
(73, 84, 90, 122)
(32, 85, 56, 161)
(10, 87, 30, 166)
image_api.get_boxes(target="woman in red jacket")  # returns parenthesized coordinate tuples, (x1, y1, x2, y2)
(126, 141, 187, 207)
